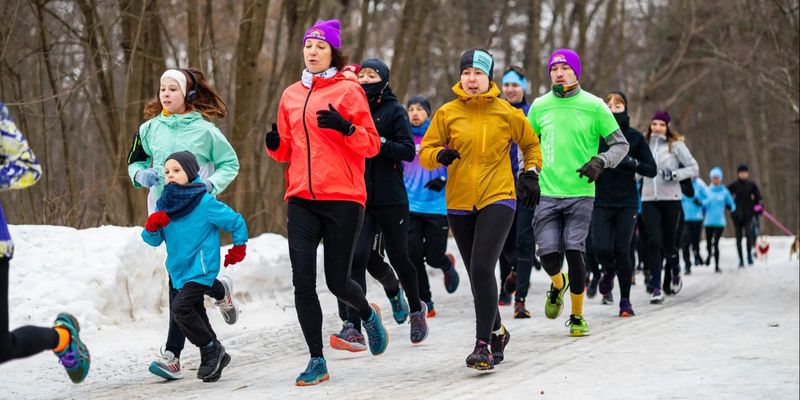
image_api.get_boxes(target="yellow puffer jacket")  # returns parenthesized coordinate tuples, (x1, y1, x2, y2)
(419, 82, 542, 211)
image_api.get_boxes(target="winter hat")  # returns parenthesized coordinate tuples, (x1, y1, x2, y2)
(161, 69, 188, 98)
(547, 48, 581, 80)
(651, 110, 671, 124)
(166, 151, 200, 183)
(709, 166, 724, 180)
(737, 164, 749, 172)
(502, 67, 528, 91)
(608, 91, 628, 107)
(303, 20, 341, 49)
(342, 64, 361, 75)
(407, 95, 432, 116)
(460, 49, 495, 80)
(360, 58, 390, 83)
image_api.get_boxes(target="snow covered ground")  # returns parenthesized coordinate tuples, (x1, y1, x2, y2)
(1, 225, 798, 400)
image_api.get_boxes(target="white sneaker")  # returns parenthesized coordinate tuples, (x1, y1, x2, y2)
(148, 349, 183, 380)
(215, 276, 239, 325)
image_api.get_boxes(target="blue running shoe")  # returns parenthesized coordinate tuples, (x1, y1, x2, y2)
(444, 254, 460, 294)
(53, 313, 90, 384)
(389, 289, 409, 324)
(296, 357, 329, 386)
(362, 303, 389, 355)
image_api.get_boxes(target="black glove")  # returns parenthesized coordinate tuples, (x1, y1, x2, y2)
(517, 170, 541, 208)
(577, 156, 605, 183)
(265, 123, 280, 151)
(661, 168, 676, 181)
(316, 104, 353, 136)
(618, 155, 640, 171)
(424, 177, 446, 192)
(693, 198, 702, 207)
(436, 148, 461, 166)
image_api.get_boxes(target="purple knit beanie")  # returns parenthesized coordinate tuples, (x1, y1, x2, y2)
(651, 110, 671, 124)
(547, 48, 581, 80)
(303, 20, 341, 49)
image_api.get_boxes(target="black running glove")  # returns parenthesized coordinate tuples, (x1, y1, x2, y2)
(517, 170, 541, 208)
(424, 177, 446, 192)
(436, 148, 461, 166)
(316, 104, 354, 136)
(577, 156, 605, 183)
(265, 123, 280, 151)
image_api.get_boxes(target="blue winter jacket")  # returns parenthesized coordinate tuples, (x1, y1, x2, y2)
(402, 119, 447, 215)
(142, 193, 248, 289)
(681, 178, 707, 222)
(702, 184, 736, 228)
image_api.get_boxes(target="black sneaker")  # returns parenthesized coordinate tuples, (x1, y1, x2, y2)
(197, 340, 231, 382)
(465, 339, 494, 370)
(587, 276, 600, 298)
(490, 326, 510, 364)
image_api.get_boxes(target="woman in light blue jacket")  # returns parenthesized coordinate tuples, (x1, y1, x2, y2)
(142, 151, 247, 383)
(702, 167, 735, 272)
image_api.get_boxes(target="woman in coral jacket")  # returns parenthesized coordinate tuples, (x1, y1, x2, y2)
(419, 49, 542, 371)
(264, 19, 387, 387)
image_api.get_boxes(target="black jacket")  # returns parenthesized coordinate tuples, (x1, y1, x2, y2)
(364, 88, 415, 207)
(727, 178, 762, 222)
(595, 120, 657, 208)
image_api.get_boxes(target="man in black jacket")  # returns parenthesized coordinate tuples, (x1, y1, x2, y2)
(728, 164, 762, 266)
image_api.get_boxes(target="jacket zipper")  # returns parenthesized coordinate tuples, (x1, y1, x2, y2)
(200, 250, 207, 275)
(302, 82, 316, 200)
(653, 139, 659, 199)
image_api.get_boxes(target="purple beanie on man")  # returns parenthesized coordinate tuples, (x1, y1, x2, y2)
(303, 20, 341, 49)
(547, 48, 581, 80)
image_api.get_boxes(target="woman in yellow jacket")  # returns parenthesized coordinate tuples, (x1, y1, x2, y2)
(419, 49, 542, 371)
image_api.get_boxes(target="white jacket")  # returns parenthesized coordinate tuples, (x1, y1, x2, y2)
(641, 134, 698, 202)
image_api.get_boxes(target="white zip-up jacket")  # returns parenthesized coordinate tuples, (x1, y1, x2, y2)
(641, 134, 698, 202)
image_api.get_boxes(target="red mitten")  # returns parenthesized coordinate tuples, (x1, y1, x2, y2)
(224, 244, 246, 267)
(145, 211, 170, 232)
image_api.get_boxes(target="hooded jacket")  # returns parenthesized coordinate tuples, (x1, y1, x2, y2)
(702, 183, 736, 228)
(268, 73, 380, 206)
(594, 112, 657, 208)
(362, 84, 415, 207)
(641, 134, 699, 202)
(419, 82, 541, 211)
(128, 110, 240, 211)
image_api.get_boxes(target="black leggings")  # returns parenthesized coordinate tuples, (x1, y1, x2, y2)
(705, 227, 724, 269)
(449, 205, 514, 341)
(409, 213, 451, 304)
(642, 201, 682, 290)
(170, 282, 217, 348)
(165, 279, 224, 358)
(733, 218, 755, 263)
(341, 205, 422, 331)
(680, 220, 703, 270)
(541, 251, 585, 296)
(1, 258, 59, 364)
(287, 198, 372, 358)
(499, 214, 517, 297)
(591, 207, 637, 299)
(585, 226, 600, 282)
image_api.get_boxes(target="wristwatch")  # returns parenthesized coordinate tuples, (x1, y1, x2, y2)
(380, 136, 387, 144)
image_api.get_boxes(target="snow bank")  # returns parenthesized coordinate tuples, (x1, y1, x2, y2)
(7, 225, 296, 328)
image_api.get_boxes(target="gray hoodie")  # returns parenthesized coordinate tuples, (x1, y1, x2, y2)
(641, 133, 698, 201)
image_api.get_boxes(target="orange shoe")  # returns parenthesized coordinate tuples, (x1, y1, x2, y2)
(425, 301, 436, 318)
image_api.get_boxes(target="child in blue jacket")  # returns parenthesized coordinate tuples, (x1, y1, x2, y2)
(142, 151, 247, 382)
(702, 167, 735, 272)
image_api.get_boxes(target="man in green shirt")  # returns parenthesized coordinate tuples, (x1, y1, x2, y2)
(525, 48, 629, 336)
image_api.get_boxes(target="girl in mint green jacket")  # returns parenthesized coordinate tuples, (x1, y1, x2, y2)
(129, 68, 240, 381)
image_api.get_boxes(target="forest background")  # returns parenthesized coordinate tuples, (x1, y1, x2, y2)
(1, 0, 797, 237)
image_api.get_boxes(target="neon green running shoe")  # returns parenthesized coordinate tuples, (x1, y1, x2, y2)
(566, 314, 590, 337)
(544, 272, 569, 319)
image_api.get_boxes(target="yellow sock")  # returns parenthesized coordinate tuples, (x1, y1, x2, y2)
(570, 292, 584, 317)
(53, 327, 70, 353)
(550, 273, 564, 290)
